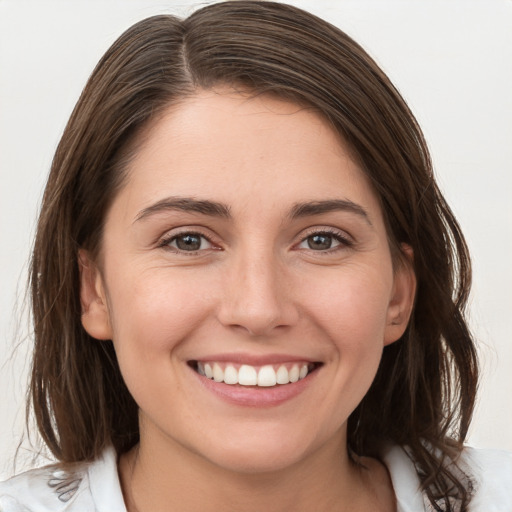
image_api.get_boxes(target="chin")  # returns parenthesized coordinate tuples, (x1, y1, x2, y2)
(204, 445, 308, 475)
(188, 425, 323, 475)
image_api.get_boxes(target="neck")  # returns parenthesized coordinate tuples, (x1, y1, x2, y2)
(119, 427, 393, 512)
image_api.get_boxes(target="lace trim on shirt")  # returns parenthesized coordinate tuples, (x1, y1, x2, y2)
(46, 468, 83, 503)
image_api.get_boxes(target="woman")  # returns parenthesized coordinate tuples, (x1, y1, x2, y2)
(1, 1, 510, 511)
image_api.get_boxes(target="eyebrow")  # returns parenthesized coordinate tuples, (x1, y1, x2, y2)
(289, 199, 372, 225)
(134, 196, 371, 225)
(134, 196, 231, 222)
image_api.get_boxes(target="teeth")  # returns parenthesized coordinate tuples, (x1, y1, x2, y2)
(212, 363, 224, 382)
(238, 365, 258, 385)
(276, 365, 290, 384)
(196, 362, 314, 387)
(289, 365, 300, 383)
(224, 365, 238, 385)
(257, 365, 277, 387)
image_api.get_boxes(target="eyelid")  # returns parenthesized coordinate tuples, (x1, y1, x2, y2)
(299, 226, 353, 241)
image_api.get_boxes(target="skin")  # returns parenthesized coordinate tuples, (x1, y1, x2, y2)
(80, 89, 416, 512)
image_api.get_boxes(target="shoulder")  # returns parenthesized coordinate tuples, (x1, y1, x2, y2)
(381, 445, 425, 512)
(0, 446, 126, 512)
(382, 445, 512, 512)
(460, 446, 512, 511)
(0, 462, 90, 512)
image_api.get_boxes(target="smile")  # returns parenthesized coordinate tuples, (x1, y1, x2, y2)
(192, 361, 320, 387)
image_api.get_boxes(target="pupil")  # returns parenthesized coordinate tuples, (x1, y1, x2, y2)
(176, 234, 201, 251)
(308, 234, 332, 250)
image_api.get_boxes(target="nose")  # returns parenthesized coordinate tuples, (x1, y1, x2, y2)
(216, 248, 299, 337)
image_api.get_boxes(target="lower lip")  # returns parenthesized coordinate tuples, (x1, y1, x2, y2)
(191, 366, 320, 408)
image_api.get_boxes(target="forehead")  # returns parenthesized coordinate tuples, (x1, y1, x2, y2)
(114, 88, 382, 223)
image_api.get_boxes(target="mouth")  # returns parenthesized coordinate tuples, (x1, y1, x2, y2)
(188, 360, 322, 387)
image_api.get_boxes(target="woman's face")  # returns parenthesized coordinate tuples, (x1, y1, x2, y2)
(81, 89, 415, 473)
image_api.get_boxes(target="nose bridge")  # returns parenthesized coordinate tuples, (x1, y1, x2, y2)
(218, 241, 296, 335)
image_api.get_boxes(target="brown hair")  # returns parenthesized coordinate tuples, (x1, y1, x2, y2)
(29, 2, 478, 509)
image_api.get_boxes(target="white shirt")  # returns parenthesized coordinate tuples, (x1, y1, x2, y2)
(0, 445, 511, 511)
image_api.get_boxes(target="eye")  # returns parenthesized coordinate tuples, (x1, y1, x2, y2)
(297, 231, 351, 252)
(165, 232, 213, 252)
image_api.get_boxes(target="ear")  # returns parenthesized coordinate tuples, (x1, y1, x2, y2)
(384, 244, 416, 346)
(78, 249, 112, 341)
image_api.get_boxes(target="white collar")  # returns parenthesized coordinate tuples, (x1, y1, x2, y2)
(87, 445, 127, 512)
(381, 445, 427, 512)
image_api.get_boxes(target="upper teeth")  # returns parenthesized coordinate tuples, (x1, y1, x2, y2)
(197, 362, 311, 387)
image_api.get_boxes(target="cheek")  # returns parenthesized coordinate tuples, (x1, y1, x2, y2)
(103, 267, 219, 411)
(275, 265, 393, 441)
(301, 265, 391, 395)
(323, 274, 391, 392)
(106, 267, 215, 355)
(301, 264, 392, 350)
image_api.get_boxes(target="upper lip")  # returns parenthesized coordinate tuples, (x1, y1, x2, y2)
(189, 353, 320, 366)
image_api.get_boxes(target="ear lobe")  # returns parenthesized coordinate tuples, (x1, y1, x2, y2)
(78, 249, 112, 341)
(384, 244, 416, 346)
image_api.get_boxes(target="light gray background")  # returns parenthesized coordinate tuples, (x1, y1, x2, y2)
(1, 0, 511, 478)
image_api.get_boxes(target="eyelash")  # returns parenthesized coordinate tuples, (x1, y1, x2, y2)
(158, 227, 353, 255)
(159, 230, 216, 254)
(296, 228, 353, 254)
